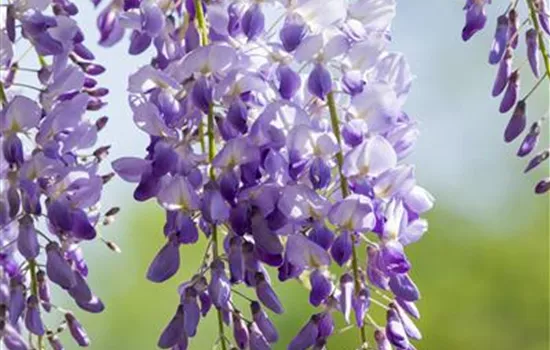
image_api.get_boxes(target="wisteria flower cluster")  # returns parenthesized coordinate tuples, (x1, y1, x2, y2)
(462, 0, 550, 194)
(0, 0, 120, 349)
(90, 0, 435, 349)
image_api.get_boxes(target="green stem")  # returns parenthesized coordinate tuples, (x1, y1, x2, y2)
(194, 0, 209, 46)
(207, 101, 227, 350)
(37, 55, 46, 68)
(327, 91, 368, 348)
(528, 0, 550, 80)
(327, 92, 349, 197)
(0, 81, 6, 107)
(207, 103, 216, 180)
(193, 1, 227, 349)
(523, 73, 547, 100)
(29, 260, 44, 350)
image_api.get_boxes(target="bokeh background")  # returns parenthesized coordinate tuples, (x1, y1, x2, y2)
(52, 1, 550, 349)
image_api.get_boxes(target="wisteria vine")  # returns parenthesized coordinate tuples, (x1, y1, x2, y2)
(0, 0, 436, 349)
(0, 0, 120, 349)
(93, 0, 434, 349)
(462, 0, 550, 194)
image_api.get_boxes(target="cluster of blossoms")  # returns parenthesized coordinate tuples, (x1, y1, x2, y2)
(94, 0, 434, 349)
(462, 0, 550, 194)
(0, 0, 119, 348)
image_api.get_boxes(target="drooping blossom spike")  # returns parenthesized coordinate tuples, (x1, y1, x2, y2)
(499, 70, 519, 113)
(488, 15, 509, 64)
(1, 2, 114, 346)
(525, 29, 540, 77)
(97, 0, 434, 347)
(517, 121, 541, 157)
(462, 0, 550, 198)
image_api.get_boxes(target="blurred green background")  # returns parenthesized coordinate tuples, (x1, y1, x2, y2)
(53, 1, 550, 349)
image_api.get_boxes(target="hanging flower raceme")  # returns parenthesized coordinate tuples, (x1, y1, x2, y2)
(0, 1, 119, 348)
(461, 0, 550, 194)
(103, 0, 433, 349)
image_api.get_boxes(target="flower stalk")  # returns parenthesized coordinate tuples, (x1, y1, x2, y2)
(193, 1, 227, 349)
(0, 2, 111, 348)
(29, 259, 44, 350)
(327, 91, 368, 347)
(462, 0, 550, 193)
(0, 81, 6, 106)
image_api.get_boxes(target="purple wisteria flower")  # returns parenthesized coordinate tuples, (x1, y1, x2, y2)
(461, 0, 550, 194)
(95, 0, 434, 349)
(1, 1, 118, 348)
